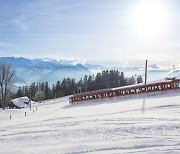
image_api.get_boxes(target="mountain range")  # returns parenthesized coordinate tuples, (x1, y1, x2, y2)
(0, 57, 92, 86)
(0, 57, 179, 87)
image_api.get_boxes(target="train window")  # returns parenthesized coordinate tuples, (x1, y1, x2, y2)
(104, 93, 108, 97)
(93, 95, 97, 99)
(151, 86, 155, 91)
(157, 85, 161, 90)
(141, 87, 146, 92)
(108, 92, 116, 97)
(154, 85, 158, 90)
(89, 95, 93, 99)
(109, 92, 113, 97)
(113, 92, 117, 96)
(97, 94, 102, 99)
(136, 88, 141, 93)
(86, 96, 89, 99)
(174, 82, 180, 88)
(82, 96, 85, 100)
(120, 90, 125, 95)
(125, 90, 130, 94)
(163, 84, 171, 89)
(174, 83, 177, 88)
(153, 85, 159, 91)
(130, 89, 135, 93)
(167, 84, 171, 88)
(162, 84, 166, 89)
(177, 82, 180, 88)
(147, 86, 152, 91)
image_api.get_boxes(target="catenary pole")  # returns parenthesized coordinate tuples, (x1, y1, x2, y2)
(30, 87, 31, 110)
(145, 60, 148, 84)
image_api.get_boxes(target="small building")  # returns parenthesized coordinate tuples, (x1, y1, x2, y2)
(10, 97, 30, 109)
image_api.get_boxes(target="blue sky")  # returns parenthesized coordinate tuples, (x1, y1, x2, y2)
(0, 0, 180, 67)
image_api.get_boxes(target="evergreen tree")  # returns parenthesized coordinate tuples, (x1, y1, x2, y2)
(40, 82, 45, 93)
(24, 85, 29, 97)
(51, 84, 56, 98)
(95, 73, 102, 90)
(119, 72, 127, 86)
(30, 83, 37, 100)
(137, 76, 143, 84)
(16, 87, 23, 97)
(87, 75, 93, 91)
(55, 80, 63, 97)
(128, 76, 136, 85)
(44, 82, 49, 99)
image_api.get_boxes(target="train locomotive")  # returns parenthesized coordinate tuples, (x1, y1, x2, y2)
(69, 78, 180, 104)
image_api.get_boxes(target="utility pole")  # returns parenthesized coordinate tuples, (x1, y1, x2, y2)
(145, 59, 148, 84)
(29, 87, 31, 110)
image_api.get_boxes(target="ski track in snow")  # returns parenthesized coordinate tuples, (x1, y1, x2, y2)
(0, 92, 180, 154)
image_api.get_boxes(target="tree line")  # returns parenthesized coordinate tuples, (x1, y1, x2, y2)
(16, 70, 143, 102)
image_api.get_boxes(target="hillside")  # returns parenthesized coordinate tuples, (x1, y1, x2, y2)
(0, 90, 180, 154)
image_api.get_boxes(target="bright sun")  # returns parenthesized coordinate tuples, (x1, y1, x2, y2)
(133, 1, 167, 34)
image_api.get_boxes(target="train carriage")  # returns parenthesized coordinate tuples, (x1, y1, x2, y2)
(69, 78, 180, 104)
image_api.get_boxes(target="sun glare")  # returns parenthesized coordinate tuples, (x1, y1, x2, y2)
(133, 1, 167, 34)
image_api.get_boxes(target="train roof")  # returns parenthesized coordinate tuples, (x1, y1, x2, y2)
(107, 78, 179, 91)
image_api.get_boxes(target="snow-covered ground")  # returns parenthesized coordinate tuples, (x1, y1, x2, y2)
(0, 90, 180, 154)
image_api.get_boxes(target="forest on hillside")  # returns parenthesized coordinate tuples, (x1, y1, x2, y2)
(16, 70, 143, 102)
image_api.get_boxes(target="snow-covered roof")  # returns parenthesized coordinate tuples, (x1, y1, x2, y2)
(11, 97, 29, 108)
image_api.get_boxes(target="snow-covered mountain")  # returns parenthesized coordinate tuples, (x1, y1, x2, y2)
(85, 64, 180, 82)
(0, 57, 179, 87)
(0, 57, 92, 86)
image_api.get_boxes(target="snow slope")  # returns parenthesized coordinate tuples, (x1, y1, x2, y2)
(0, 90, 180, 154)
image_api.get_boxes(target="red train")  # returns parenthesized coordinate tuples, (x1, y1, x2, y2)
(69, 78, 180, 104)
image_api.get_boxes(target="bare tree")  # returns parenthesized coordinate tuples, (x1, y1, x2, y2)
(0, 62, 15, 109)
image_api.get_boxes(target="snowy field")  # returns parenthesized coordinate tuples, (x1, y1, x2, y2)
(0, 90, 180, 154)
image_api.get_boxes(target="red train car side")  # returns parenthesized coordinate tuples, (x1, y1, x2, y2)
(69, 78, 180, 104)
